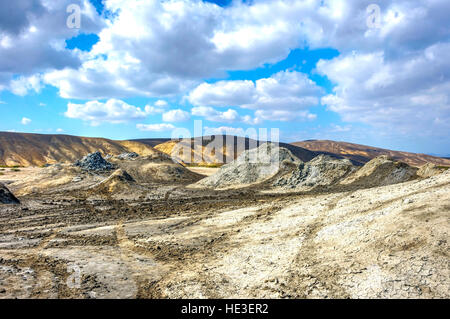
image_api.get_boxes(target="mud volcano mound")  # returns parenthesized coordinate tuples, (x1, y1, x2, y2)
(74, 151, 115, 171)
(340, 155, 418, 188)
(195, 143, 301, 189)
(273, 154, 356, 190)
(417, 163, 448, 178)
(90, 168, 136, 193)
(0, 182, 20, 204)
(112, 152, 203, 183)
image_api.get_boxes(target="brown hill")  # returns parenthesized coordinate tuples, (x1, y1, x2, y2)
(0, 132, 158, 167)
(131, 138, 172, 147)
(292, 140, 450, 167)
(154, 135, 319, 166)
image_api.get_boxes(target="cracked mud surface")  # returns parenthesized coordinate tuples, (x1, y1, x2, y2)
(0, 171, 449, 298)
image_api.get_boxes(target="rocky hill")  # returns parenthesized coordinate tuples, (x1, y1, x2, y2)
(194, 143, 301, 189)
(273, 154, 357, 190)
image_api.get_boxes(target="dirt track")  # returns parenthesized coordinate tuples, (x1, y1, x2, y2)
(0, 169, 449, 298)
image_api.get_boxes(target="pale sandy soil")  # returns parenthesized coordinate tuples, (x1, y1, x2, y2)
(0, 170, 448, 298)
(0, 167, 42, 184)
(185, 166, 220, 177)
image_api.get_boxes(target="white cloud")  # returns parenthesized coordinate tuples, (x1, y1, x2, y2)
(65, 99, 155, 125)
(317, 42, 450, 137)
(191, 106, 241, 123)
(21, 117, 31, 125)
(188, 70, 322, 110)
(154, 100, 168, 107)
(136, 123, 175, 132)
(144, 105, 164, 115)
(188, 80, 255, 107)
(56, 128, 64, 132)
(10, 74, 43, 96)
(162, 109, 190, 123)
(188, 70, 322, 123)
(3, 0, 450, 102)
(203, 126, 246, 137)
(254, 109, 316, 122)
(0, 0, 104, 90)
(142, 100, 169, 115)
(37, 0, 332, 99)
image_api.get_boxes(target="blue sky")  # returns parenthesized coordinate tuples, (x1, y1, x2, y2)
(0, 0, 449, 155)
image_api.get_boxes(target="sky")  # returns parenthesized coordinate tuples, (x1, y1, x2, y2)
(0, 0, 449, 155)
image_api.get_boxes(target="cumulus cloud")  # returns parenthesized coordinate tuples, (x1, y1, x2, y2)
(188, 70, 321, 122)
(203, 126, 247, 137)
(136, 123, 175, 132)
(0, 0, 104, 90)
(254, 109, 317, 122)
(0, 1, 45, 36)
(9, 74, 43, 96)
(188, 80, 256, 107)
(4, 0, 450, 100)
(21, 117, 32, 125)
(162, 109, 190, 123)
(144, 100, 169, 115)
(191, 106, 241, 123)
(38, 0, 336, 99)
(154, 100, 168, 108)
(188, 71, 322, 109)
(65, 99, 156, 125)
(317, 42, 450, 137)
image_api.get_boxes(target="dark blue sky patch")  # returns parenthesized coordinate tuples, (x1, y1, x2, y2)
(89, 0, 104, 15)
(203, 0, 233, 7)
(65, 33, 100, 51)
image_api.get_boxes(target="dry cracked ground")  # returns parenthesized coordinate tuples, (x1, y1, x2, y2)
(0, 168, 449, 299)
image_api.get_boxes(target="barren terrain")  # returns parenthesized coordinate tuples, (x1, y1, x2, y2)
(0, 157, 448, 298)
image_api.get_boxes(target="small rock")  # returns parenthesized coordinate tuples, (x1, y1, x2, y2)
(115, 152, 139, 160)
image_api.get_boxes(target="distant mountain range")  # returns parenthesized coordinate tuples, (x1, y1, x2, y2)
(0, 132, 449, 168)
(142, 136, 319, 164)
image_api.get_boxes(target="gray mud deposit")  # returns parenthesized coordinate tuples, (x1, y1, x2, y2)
(0, 149, 448, 299)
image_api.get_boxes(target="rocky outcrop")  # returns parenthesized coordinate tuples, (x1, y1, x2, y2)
(340, 155, 418, 188)
(74, 152, 115, 171)
(417, 163, 448, 178)
(273, 154, 356, 190)
(0, 182, 20, 204)
(195, 143, 301, 189)
(115, 152, 139, 160)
